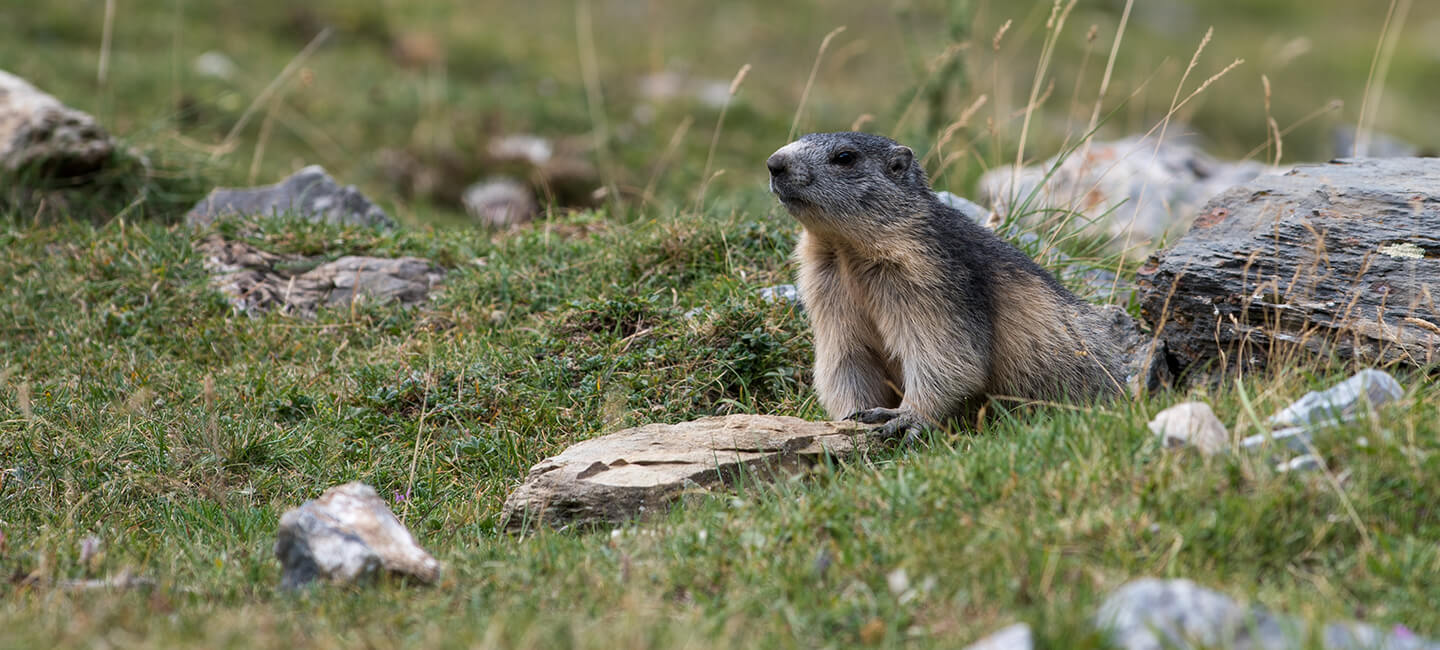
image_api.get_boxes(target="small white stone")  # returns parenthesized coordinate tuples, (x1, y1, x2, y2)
(192, 51, 238, 80)
(757, 284, 801, 305)
(463, 177, 539, 228)
(886, 568, 910, 595)
(274, 482, 440, 588)
(963, 623, 1033, 650)
(1148, 402, 1229, 456)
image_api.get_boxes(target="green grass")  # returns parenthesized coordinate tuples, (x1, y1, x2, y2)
(4, 207, 1439, 649)
(3, 0, 1440, 647)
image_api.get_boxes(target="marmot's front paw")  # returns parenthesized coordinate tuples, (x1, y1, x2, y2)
(846, 407, 926, 443)
(845, 407, 901, 425)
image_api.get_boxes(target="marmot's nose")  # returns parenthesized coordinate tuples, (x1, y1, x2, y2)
(766, 152, 789, 177)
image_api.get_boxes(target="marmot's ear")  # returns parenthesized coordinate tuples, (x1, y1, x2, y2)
(887, 146, 914, 176)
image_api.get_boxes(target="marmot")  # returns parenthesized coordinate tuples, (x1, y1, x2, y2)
(766, 132, 1123, 438)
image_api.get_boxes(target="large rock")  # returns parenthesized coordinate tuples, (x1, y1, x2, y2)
(0, 70, 116, 175)
(186, 165, 395, 228)
(1333, 125, 1429, 159)
(274, 482, 441, 589)
(979, 136, 1264, 252)
(197, 235, 443, 316)
(501, 415, 872, 532)
(1137, 158, 1440, 376)
(1098, 305, 1172, 393)
(1097, 578, 1438, 650)
(936, 190, 994, 225)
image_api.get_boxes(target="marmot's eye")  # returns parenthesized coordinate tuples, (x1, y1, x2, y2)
(830, 151, 858, 165)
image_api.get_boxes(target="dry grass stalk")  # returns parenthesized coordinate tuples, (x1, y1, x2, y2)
(789, 26, 847, 142)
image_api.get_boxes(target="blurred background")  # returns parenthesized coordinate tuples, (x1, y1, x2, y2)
(5, 0, 1438, 225)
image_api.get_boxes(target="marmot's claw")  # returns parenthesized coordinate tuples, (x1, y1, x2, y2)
(846, 407, 901, 424)
(878, 414, 924, 442)
(849, 408, 927, 443)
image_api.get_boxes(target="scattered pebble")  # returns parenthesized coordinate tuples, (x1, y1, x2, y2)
(1148, 402, 1229, 456)
(1097, 578, 1440, 650)
(963, 623, 1033, 650)
(1276, 454, 1322, 473)
(637, 71, 731, 109)
(1268, 369, 1402, 429)
(274, 482, 441, 589)
(885, 568, 910, 596)
(0, 69, 117, 175)
(463, 177, 539, 228)
(1240, 426, 1313, 453)
(192, 51, 239, 80)
(1244, 369, 1405, 473)
(487, 134, 554, 166)
(757, 284, 801, 306)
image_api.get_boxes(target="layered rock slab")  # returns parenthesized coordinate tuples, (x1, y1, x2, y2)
(501, 415, 872, 532)
(1138, 158, 1440, 375)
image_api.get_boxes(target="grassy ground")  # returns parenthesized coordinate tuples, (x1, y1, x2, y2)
(3, 0, 1440, 647)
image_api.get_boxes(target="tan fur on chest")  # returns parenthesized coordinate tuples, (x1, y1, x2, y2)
(796, 229, 977, 417)
(798, 231, 944, 354)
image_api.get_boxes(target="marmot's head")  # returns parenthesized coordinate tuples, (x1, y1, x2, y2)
(766, 132, 929, 230)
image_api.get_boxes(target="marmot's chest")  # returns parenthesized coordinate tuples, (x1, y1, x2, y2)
(831, 246, 941, 308)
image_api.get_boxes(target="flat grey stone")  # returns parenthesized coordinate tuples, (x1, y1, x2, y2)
(1097, 578, 1439, 650)
(0, 69, 115, 175)
(197, 235, 443, 316)
(1268, 369, 1402, 429)
(1243, 370, 1403, 457)
(1240, 426, 1314, 454)
(186, 165, 394, 228)
(275, 482, 440, 589)
(501, 415, 873, 533)
(197, 234, 440, 317)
